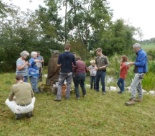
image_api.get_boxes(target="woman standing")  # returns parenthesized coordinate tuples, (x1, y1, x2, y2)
(16, 51, 29, 82)
(29, 52, 40, 93)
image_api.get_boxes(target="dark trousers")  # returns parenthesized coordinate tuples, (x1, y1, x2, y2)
(74, 73, 86, 98)
(96, 71, 106, 92)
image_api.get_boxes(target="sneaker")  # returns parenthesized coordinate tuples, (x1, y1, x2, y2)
(134, 98, 142, 102)
(102, 92, 106, 95)
(83, 95, 86, 97)
(125, 98, 135, 106)
(54, 98, 61, 101)
(26, 112, 33, 118)
(15, 114, 23, 120)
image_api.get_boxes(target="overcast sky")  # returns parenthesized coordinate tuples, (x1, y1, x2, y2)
(4, 0, 155, 40)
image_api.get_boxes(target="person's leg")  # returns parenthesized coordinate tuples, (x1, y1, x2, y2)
(74, 75, 80, 98)
(95, 71, 100, 92)
(93, 76, 96, 90)
(65, 73, 73, 99)
(121, 78, 125, 92)
(125, 74, 141, 105)
(101, 72, 106, 93)
(56, 73, 66, 100)
(5, 99, 17, 113)
(29, 76, 39, 93)
(23, 76, 28, 82)
(117, 78, 122, 91)
(131, 74, 141, 99)
(90, 76, 93, 89)
(79, 74, 86, 96)
(137, 81, 143, 99)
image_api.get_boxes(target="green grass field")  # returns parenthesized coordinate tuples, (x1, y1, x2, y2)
(1, 72, 155, 136)
(141, 43, 155, 51)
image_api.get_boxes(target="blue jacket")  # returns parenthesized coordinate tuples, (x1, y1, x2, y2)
(135, 49, 148, 73)
(28, 58, 39, 77)
(58, 51, 76, 73)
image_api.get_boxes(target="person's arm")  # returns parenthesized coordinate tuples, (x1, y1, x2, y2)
(8, 86, 14, 101)
(57, 55, 61, 67)
(16, 60, 28, 70)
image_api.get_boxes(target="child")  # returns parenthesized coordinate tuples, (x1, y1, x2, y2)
(88, 60, 97, 89)
(117, 55, 129, 94)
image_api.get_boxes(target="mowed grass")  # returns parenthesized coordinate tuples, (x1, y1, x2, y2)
(141, 43, 155, 51)
(0, 72, 155, 136)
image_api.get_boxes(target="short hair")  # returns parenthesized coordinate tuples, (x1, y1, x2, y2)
(16, 75, 23, 81)
(31, 51, 37, 57)
(121, 55, 128, 62)
(20, 51, 29, 57)
(76, 56, 81, 60)
(64, 43, 71, 50)
(96, 48, 102, 52)
(133, 43, 141, 48)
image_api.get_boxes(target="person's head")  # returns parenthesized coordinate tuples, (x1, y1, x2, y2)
(20, 51, 29, 59)
(16, 75, 24, 82)
(90, 60, 95, 66)
(76, 56, 81, 61)
(31, 51, 37, 59)
(133, 43, 141, 53)
(121, 55, 128, 62)
(64, 43, 71, 51)
(96, 48, 102, 56)
(37, 51, 40, 56)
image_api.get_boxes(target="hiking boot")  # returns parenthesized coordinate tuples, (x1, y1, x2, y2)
(26, 112, 33, 118)
(134, 98, 142, 102)
(15, 114, 23, 120)
(125, 98, 135, 106)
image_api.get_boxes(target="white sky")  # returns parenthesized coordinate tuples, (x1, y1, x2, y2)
(3, 0, 155, 40)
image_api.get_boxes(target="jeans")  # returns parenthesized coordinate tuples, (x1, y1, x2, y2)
(96, 71, 106, 92)
(117, 78, 124, 92)
(74, 73, 86, 98)
(131, 73, 143, 99)
(23, 76, 28, 82)
(29, 76, 39, 93)
(90, 76, 96, 89)
(57, 72, 72, 99)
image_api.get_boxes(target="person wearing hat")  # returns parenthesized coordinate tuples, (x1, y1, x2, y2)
(88, 60, 97, 90)
(16, 51, 29, 82)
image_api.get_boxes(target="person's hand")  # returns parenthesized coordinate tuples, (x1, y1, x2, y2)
(128, 62, 135, 66)
(25, 61, 29, 65)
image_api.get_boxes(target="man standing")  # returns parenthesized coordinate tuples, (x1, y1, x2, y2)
(36, 51, 44, 81)
(54, 43, 76, 101)
(125, 43, 148, 105)
(5, 75, 35, 120)
(95, 48, 109, 94)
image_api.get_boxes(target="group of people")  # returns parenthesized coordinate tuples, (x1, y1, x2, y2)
(5, 42, 148, 120)
(5, 51, 44, 119)
(54, 42, 148, 106)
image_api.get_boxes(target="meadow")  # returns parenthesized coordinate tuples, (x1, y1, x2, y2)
(141, 43, 155, 51)
(0, 70, 155, 136)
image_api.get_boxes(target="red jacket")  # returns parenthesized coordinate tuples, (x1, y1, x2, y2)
(119, 62, 129, 79)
